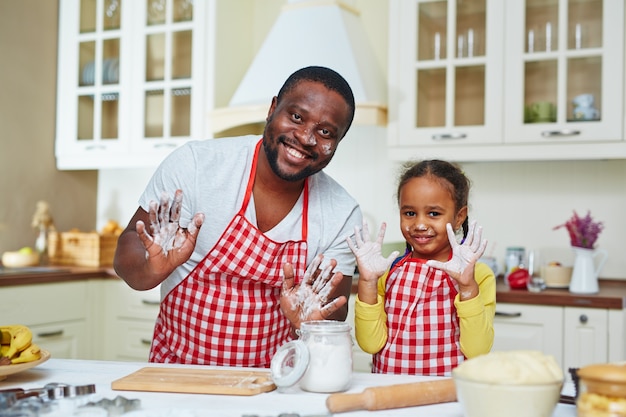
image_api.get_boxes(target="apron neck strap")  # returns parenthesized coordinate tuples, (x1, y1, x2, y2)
(242, 139, 309, 240)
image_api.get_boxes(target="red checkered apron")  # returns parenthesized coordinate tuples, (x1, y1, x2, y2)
(149, 139, 308, 367)
(372, 254, 464, 376)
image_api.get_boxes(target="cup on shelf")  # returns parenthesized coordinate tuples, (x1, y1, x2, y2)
(530, 101, 556, 123)
(526, 249, 546, 292)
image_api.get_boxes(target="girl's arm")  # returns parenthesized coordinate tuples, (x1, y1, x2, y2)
(456, 262, 496, 358)
(354, 273, 389, 354)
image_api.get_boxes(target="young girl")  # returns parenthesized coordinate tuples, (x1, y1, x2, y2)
(347, 160, 496, 376)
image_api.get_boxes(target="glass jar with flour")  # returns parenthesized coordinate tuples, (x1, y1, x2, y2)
(270, 320, 353, 393)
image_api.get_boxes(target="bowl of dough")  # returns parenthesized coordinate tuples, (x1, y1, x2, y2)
(452, 350, 564, 417)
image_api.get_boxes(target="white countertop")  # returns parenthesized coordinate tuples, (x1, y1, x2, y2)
(0, 358, 578, 417)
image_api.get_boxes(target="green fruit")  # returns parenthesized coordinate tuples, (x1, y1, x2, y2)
(18, 247, 33, 254)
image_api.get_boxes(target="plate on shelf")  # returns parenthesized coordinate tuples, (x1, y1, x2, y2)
(0, 349, 51, 381)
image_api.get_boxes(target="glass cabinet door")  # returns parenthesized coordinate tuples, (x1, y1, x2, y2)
(78, 0, 124, 146)
(56, 0, 128, 156)
(132, 0, 200, 153)
(392, 0, 504, 148)
(505, 0, 623, 143)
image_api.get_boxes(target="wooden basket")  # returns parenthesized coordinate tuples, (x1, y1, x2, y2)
(48, 231, 118, 267)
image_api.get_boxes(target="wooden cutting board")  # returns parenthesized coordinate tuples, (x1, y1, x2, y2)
(111, 367, 276, 396)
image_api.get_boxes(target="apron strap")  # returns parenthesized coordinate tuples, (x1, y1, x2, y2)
(241, 138, 309, 240)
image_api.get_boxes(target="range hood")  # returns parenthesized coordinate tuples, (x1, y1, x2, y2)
(210, 0, 387, 135)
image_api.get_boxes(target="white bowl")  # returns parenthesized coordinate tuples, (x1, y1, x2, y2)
(2, 251, 40, 268)
(454, 375, 562, 417)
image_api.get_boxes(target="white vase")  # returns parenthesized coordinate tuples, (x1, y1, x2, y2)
(568, 247, 608, 294)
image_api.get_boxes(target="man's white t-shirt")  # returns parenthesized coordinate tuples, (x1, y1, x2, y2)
(139, 135, 363, 298)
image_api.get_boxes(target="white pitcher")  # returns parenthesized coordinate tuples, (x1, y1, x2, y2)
(568, 247, 608, 294)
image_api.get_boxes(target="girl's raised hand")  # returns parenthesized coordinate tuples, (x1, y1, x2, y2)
(426, 221, 487, 285)
(347, 221, 399, 282)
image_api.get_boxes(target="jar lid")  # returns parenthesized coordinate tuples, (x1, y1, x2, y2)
(270, 340, 310, 389)
(578, 364, 626, 398)
(300, 320, 351, 334)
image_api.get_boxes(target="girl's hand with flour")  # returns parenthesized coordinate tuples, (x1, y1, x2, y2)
(426, 220, 487, 300)
(347, 221, 399, 304)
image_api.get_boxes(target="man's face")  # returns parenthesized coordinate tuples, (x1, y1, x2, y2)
(262, 80, 351, 182)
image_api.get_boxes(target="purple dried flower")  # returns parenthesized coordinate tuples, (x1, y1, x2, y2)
(553, 210, 604, 249)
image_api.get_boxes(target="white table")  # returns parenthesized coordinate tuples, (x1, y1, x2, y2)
(0, 359, 578, 416)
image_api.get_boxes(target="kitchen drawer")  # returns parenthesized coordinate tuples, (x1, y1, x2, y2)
(106, 280, 161, 321)
(0, 281, 88, 325)
(105, 318, 154, 362)
(30, 320, 89, 359)
(493, 303, 563, 366)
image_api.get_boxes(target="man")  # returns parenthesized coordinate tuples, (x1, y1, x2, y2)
(113, 66, 362, 367)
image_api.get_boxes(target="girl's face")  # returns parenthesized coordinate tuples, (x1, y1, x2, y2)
(398, 176, 467, 262)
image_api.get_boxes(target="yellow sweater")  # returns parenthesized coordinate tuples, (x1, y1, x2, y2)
(354, 262, 496, 359)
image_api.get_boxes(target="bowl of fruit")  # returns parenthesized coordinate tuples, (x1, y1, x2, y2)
(1, 324, 50, 381)
(1, 247, 39, 268)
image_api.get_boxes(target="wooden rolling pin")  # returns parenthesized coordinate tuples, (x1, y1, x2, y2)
(326, 378, 457, 413)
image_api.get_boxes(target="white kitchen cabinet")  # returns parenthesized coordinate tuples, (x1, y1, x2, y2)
(494, 302, 626, 377)
(0, 281, 92, 359)
(102, 280, 160, 361)
(55, 0, 216, 169)
(388, 0, 626, 162)
(504, 0, 624, 145)
(492, 303, 564, 366)
(388, 0, 505, 149)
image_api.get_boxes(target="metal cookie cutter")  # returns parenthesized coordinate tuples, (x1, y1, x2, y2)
(42, 383, 96, 400)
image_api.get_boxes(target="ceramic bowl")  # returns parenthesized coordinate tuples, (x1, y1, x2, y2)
(453, 375, 562, 417)
(1, 251, 40, 268)
(452, 351, 564, 417)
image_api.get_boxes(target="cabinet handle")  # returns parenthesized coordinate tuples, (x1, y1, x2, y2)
(85, 145, 107, 150)
(153, 143, 177, 149)
(142, 299, 160, 306)
(140, 339, 152, 345)
(431, 133, 467, 140)
(541, 129, 581, 137)
(494, 311, 522, 318)
(37, 330, 64, 338)
(579, 314, 588, 324)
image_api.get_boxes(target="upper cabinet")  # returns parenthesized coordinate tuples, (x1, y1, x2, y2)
(388, 0, 626, 162)
(55, 0, 216, 170)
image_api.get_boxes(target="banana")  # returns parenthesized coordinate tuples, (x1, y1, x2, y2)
(11, 343, 41, 364)
(0, 344, 9, 357)
(0, 325, 32, 359)
(0, 328, 11, 345)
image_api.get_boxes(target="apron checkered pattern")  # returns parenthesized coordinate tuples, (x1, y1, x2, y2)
(150, 139, 308, 367)
(372, 255, 464, 376)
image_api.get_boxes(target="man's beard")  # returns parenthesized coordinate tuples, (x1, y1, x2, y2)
(263, 134, 320, 182)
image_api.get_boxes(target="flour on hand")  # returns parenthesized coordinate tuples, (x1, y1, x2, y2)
(149, 190, 184, 254)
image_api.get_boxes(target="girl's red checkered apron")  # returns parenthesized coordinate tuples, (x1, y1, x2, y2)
(373, 255, 464, 375)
